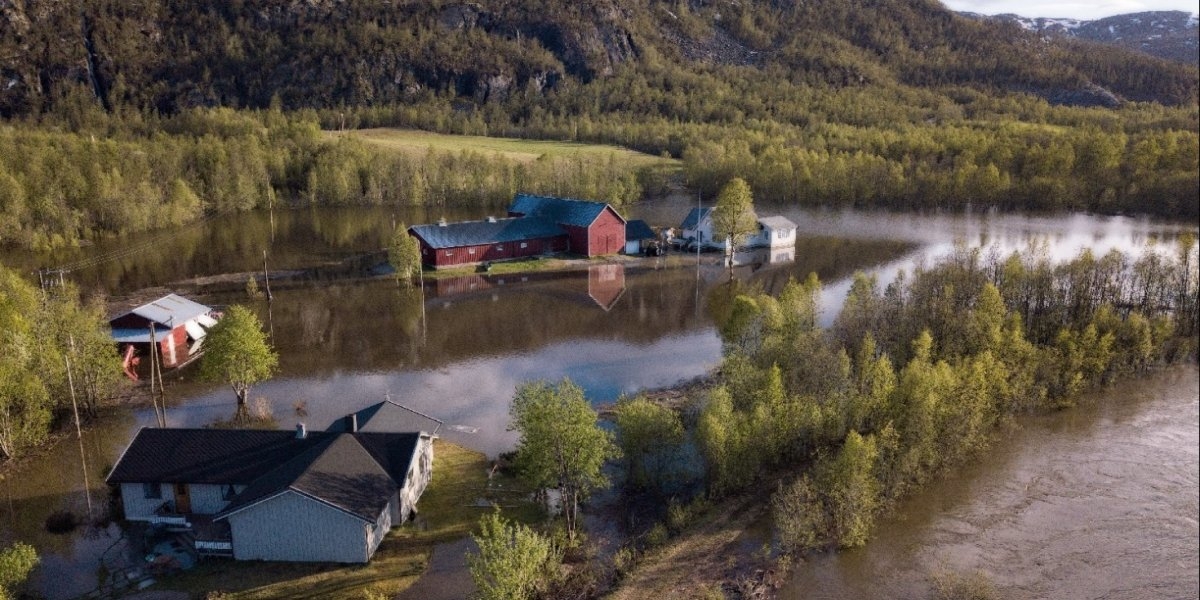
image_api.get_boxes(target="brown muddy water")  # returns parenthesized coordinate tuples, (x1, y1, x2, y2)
(780, 365, 1199, 600)
(1, 202, 1196, 599)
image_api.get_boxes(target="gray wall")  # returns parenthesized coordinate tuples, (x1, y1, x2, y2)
(120, 482, 245, 519)
(398, 438, 434, 522)
(120, 483, 168, 520)
(226, 491, 371, 563)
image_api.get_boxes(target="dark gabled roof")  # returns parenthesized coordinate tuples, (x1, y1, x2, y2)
(509, 193, 622, 228)
(109, 427, 426, 524)
(105, 428, 330, 485)
(354, 432, 423, 484)
(625, 219, 656, 241)
(680, 207, 712, 230)
(218, 435, 402, 522)
(409, 217, 564, 250)
(326, 401, 441, 434)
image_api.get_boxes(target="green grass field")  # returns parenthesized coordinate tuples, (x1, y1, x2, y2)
(330, 127, 678, 169)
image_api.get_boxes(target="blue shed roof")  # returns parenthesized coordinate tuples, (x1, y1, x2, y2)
(410, 217, 565, 249)
(509, 193, 619, 228)
(680, 207, 713, 229)
(625, 219, 656, 240)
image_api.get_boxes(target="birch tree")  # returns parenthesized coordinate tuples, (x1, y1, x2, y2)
(509, 379, 618, 541)
(200, 305, 278, 418)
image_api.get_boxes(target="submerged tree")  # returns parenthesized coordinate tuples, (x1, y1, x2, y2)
(200, 305, 278, 419)
(389, 223, 423, 285)
(509, 379, 619, 540)
(711, 177, 758, 273)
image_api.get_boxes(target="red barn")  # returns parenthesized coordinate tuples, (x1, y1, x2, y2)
(409, 217, 569, 269)
(507, 193, 626, 257)
(410, 194, 628, 269)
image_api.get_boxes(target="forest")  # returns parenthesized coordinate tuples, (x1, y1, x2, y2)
(0, 0, 1198, 249)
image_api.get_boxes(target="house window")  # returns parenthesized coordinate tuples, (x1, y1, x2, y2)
(222, 484, 237, 501)
(143, 483, 162, 499)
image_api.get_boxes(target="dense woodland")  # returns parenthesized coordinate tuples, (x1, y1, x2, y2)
(0, 0, 1197, 249)
(692, 237, 1199, 553)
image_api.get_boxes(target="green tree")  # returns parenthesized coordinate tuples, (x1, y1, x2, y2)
(613, 396, 684, 491)
(0, 267, 55, 459)
(199, 305, 278, 418)
(509, 380, 619, 540)
(389, 223, 423, 284)
(0, 542, 38, 600)
(820, 430, 880, 548)
(467, 510, 560, 600)
(711, 177, 758, 265)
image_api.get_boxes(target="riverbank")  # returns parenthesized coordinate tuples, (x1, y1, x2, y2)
(605, 363, 1200, 599)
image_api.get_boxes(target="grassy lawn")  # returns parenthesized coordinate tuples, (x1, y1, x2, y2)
(152, 442, 540, 600)
(328, 128, 678, 169)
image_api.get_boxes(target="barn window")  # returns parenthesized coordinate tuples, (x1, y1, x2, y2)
(444, 251, 452, 256)
(468, 248, 475, 255)
(143, 483, 162, 499)
(496, 245, 504, 250)
(520, 243, 528, 249)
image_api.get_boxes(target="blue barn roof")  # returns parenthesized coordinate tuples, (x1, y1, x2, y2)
(409, 217, 565, 250)
(680, 207, 713, 230)
(509, 193, 616, 228)
(625, 219, 656, 240)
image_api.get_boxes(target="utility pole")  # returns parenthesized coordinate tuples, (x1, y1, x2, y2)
(263, 250, 273, 302)
(64, 334, 93, 519)
(148, 323, 166, 428)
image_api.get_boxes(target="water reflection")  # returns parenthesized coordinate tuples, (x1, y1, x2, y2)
(2, 202, 1196, 599)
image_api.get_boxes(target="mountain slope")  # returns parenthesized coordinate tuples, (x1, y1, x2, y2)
(1, 0, 1196, 118)
(970, 10, 1199, 65)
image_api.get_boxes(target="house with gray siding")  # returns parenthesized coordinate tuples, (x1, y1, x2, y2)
(107, 426, 433, 563)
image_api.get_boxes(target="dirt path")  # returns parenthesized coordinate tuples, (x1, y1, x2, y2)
(395, 537, 477, 600)
(607, 497, 776, 600)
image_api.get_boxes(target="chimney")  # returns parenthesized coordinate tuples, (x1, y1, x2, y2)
(295, 423, 307, 439)
(345, 413, 359, 433)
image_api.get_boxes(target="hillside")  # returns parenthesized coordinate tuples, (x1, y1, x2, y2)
(1, 0, 1197, 117)
(0, 0, 1196, 250)
(969, 10, 1199, 65)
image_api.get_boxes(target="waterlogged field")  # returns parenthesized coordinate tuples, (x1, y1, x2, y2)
(330, 127, 678, 168)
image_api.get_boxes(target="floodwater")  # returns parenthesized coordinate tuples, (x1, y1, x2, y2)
(780, 365, 1199, 600)
(1, 201, 1196, 599)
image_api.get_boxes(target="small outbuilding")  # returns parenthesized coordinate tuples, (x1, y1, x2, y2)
(623, 220, 657, 254)
(109, 294, 220, 375)
(744, 216, 798, 249)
